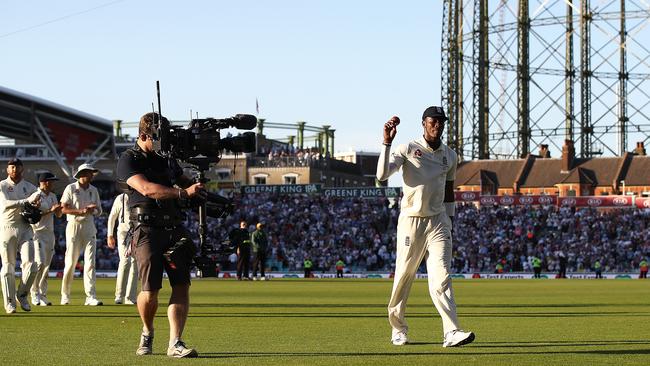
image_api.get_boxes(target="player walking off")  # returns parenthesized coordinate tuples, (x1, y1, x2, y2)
(0, 158, 41, 313)
(377, 106, 474, 347)
(60, 164, 103, 306)
(30, 172, 63, 306)
(107, 192, 137, 304)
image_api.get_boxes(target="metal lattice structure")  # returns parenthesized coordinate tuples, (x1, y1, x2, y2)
(442, 0, 650, 160)
(116, 119, 336, 155)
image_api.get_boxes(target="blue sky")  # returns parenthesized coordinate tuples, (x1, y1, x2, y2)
(0, 0, 442, 155)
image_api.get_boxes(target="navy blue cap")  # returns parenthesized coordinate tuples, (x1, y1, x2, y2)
(422, 106, 448, 122)
(7, 158, 23, 166)
(38, 172, 59, 182)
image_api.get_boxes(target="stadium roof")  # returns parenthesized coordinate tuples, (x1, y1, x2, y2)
(456, 153, 650, 191)
(0, 85, 115, 177)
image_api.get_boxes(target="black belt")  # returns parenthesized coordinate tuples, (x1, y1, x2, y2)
(130, 207, 181, 227)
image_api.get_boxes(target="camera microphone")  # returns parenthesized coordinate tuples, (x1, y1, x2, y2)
(231, 114, 257, 130)
(192, 114, 257, 130)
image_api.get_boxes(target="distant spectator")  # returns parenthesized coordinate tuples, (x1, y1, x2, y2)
(251, 222, 268, 280)
(303, 258, 313, 278)
(230, 220, 251, 280)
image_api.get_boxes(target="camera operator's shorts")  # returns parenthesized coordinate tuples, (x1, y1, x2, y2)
(133, 224, 193, 291)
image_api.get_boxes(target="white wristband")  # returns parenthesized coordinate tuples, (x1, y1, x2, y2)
(444, 202, 455, 217)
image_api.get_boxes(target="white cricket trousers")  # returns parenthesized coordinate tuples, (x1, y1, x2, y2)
(61, 221, 97, 299)
(388, 214, 461, 336)
(114, 228, 137, 301)
(31, 229, 55, 299)
(0, 224, 36, 308)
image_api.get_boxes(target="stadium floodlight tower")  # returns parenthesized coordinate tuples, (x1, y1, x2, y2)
(442, 0, 650, 161)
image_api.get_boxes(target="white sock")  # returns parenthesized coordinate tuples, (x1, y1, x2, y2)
(142, 329, 153, 337)
(169, 337, 180, 347)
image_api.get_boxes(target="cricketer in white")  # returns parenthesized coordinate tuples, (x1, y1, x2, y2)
(107, 192, 137, 305)
(60, 163, 103, 306)
(30, 172, 63, 307)
(0, 158, 40, 313)
(376, 107, 475, 348)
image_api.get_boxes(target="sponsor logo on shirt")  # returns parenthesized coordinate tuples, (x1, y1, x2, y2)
(404, 236, 410, 246)
(414, 149, 422, 158)
(442, 156, 448, 169)
(7, 187, 13, 192)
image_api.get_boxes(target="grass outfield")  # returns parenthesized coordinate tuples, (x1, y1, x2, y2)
(1, 278, 648, 366)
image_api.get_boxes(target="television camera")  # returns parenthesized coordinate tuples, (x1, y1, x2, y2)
(149, 86, 257, 276)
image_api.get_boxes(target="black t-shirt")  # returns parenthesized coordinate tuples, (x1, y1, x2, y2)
(116, 144, 184, 211)
(229, 228, 251, 250)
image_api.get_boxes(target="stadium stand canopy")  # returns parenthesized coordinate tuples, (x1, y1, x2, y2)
(0, 85, 114, 177)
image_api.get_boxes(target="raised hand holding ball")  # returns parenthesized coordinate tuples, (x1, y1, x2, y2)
(383, 115, 400, 144)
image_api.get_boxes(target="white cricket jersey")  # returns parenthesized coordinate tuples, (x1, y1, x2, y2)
(377, 137, 457, 217)
(107, 193, 131, 235)
(32, 189, 58, 232)
(0, 177, 38, 225)
(60, 181, 102, 224)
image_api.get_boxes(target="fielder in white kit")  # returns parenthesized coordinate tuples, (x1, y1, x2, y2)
(107, 192, 137, 305)
(30, 172, 63, 306)
(60, 163, 103, 306)
(376, 106, 474, 347)
(0, 158, 41, 313)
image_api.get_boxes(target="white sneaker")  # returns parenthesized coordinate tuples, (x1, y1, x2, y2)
(261, 277, 267, 281)
(16, 295, 31, 311)
(442, 329, 475, 347)
(391, 332, 409, 346)
(31, 294, 40, 306)
(167, 340, 198, 358)
(253, 277, 258, 281)
(5, 303, 17, 314)
(125, 298, 137, 305)
(136, 333, 154, 356)
(84, 297, 103, 306)
(60, 295, 70, 305)
(39, 295, 52, 306)
(115, 297, 123, 304)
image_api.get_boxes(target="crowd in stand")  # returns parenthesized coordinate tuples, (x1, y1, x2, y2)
(453, 204, 650, 273)
(256, 146, 328, 167)
(47, 193, 650, 274)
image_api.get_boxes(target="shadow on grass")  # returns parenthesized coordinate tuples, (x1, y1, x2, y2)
(472, 340, 650, 348)
(192, 303, 644, 309)
(15, 311, 649, 319)
(194, 347, 650, 359)
(190, 311, 648, 319)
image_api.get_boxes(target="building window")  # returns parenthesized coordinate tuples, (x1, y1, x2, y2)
(214, 169, 231, 180)
(282, 173, 298, 185)
(253, 174, 267, 185)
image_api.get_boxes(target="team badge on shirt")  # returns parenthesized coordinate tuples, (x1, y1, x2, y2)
(414, 149, 422, 158)
(7, 187, 13, 192)
(442, 156, 449, 169)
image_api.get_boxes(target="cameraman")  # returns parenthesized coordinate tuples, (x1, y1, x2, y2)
(117, 112, 205, 358)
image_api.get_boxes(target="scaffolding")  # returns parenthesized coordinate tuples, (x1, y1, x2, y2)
(442, 0, 650, 160)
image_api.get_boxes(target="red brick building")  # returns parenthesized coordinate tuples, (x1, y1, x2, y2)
(455, 140, 650, 197)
